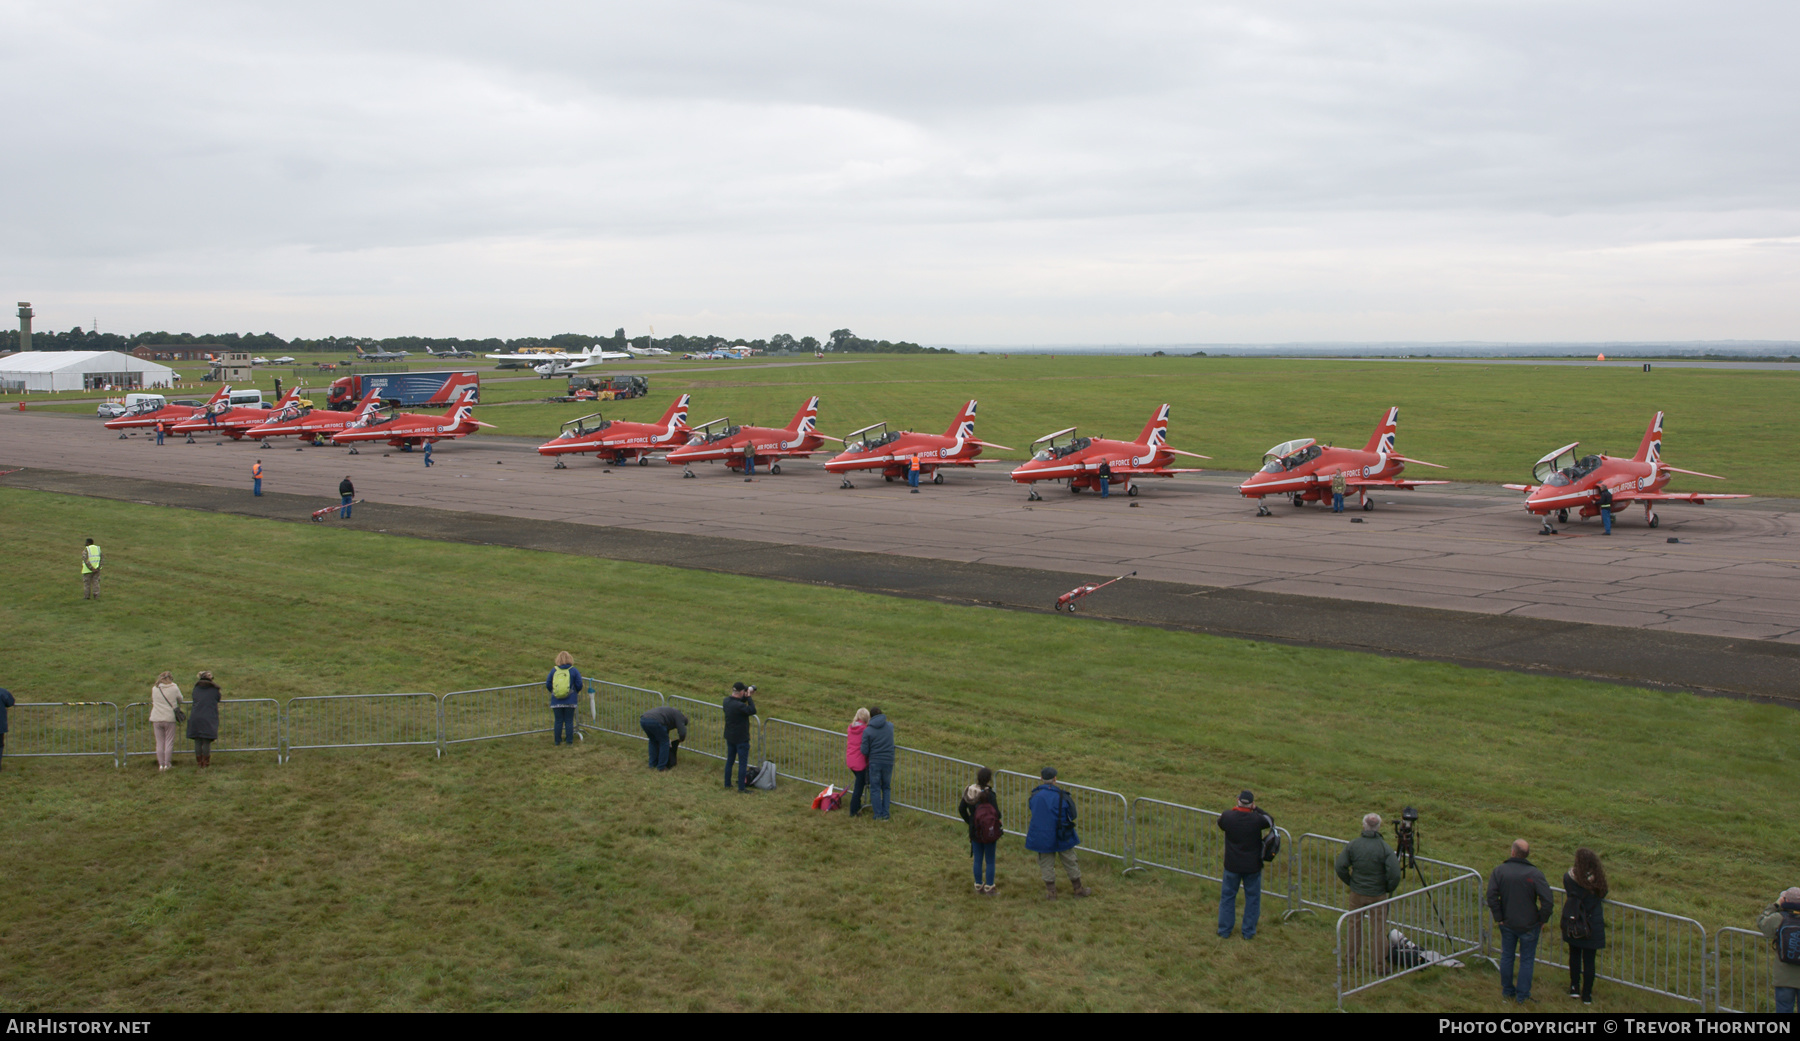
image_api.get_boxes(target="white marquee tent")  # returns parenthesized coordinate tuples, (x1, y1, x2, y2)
(0, 351, 177, 392)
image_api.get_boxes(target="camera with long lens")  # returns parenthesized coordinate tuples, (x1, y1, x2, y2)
(1392, 806, 1420, 867)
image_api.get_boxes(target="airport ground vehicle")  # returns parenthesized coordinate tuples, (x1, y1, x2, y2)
(325, 371, 480, 411)
(554, 375, 649, 402)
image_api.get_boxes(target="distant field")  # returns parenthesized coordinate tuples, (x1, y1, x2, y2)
(468, 356, 1796, 496)
(1, 489, 1793, 1011)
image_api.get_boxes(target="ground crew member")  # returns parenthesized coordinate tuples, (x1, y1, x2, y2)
(1098, 460, 1113, 498)
(1597, 484, 1613, 535)
(909, 453, 921, 492)
(155, 422, 165, 445)
(81, 537, 102, 600)
(1332, 470, 1347, 513)
(339, 476, 354, 519)
(742, 440, 755, 480)
(251, 459, 263, 496)
(423, 441, 434, 468)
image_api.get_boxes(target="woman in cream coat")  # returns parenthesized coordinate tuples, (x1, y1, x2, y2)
(149, 672, 183, 771)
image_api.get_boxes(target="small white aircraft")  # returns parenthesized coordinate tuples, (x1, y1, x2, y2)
(252, 356, 270, 365)
(626, 345, 671, 357)
(534, 358, 602, 377)
(272, 356, 296, 365)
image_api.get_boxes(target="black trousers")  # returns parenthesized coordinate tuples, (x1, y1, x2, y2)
(1567, 945, 1597, 999)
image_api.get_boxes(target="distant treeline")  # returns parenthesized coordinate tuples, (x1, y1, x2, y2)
(0, 326, 948, 355)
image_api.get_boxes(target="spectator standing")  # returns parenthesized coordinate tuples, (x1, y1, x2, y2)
(545, 652, 582, 746)
(1561, 848, 1609, 1005)
(638, 705, 687, 771)
(1597, 484, 1614, 535)
(844, 708, 870, 817)
(1756, 887, 1800, 1014)
(251, 459, 263, 496)
(1486, 839, 1555, 1004)
(187, 671, 222, 768)
(742, 441, 755, 480)
(958, 767, 1003, 895)
(1025, 767, 1091, 899)
(339, 476, 355, 519)
(1335, 813, 1402, 974)
(0, 687, 12, 771)
(1331, 470, 1347, 513)
(148, 671, 184, 772)
(1216, 790, 1275, 939)
(81, 538, 102, 600)
(722, 682, 758, 792)
(859, 705, 895, 820)
(1097, 460, 1113, 498)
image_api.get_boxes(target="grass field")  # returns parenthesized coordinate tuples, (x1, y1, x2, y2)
(1, 489, 1794, 1011)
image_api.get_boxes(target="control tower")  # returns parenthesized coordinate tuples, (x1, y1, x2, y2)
(16, 302, 32, 352)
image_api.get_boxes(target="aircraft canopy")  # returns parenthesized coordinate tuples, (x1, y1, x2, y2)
(1260, 439, 1320, 473)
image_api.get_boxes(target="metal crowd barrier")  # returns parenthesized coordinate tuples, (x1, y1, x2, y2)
(1128, 797, 1296, 905)
(284, 693, 442, 760)
(6, 702, 121, 766)
(1291, 832, 1478, 919)
(1711, 925, 1777, 1013)
(1530, 898, 1708, 1009)
(664, 694, 760, 764)
(765, 717, 855, 790)
(887, 745, 987, 822)
(583, 681, 666, 741)
(1335, 867, 1487, 1010)
(122, 699, 282, 763)
(442, 682, 584, 748)
(992, 769, 1132, 861)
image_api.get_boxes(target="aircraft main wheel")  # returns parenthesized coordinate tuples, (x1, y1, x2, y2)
(1070, 484, 1081, 493)
(1292, 495, 1304, 507)
(885, 475, 894, 483)
(1558, 509, 1569, 523)
(932, 472, 943, 485)
(771, 463, 781, 475)
(1648, 512, 1659, 528)
(1362, 498, 1373, 511)
(638, 456, 649, 466)
(1126, 484, 1138, 497)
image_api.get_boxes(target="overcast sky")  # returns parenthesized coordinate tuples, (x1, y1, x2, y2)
(3, 1, 1795, 343)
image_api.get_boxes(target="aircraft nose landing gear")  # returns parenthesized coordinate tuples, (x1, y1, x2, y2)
(682, 468, 695, 478)
(1256, 502, 1271, 516)
(553, 458, 566, 469)
(1539, 516, 1558, 535)
(1027, 488, 1042, 501)
(839, 477, 854, 489)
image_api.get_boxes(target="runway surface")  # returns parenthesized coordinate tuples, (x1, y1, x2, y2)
(5, 407, 1797, 699)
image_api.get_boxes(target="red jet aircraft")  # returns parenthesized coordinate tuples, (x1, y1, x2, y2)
(169, 386, 303, 440)
(1236, 406, 1448, 515)
(245, 390, 382, 445)
(663, 396, 831, 477)
(102, 385, 229, 435)
(1009, 404, 1209, 500)
(536, 394, 692, 468)
(822, 400, 1013, 488)
(328, 402, 493, 453)
(1502, 411, 1749, 533)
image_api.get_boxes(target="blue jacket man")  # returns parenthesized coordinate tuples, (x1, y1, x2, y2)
(1025, 768, 1091, 900)
(859, 708, 896, 820)
(545, 654, 583, 746)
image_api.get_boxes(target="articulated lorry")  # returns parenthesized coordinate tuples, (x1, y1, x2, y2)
(326, 371, 480, 411)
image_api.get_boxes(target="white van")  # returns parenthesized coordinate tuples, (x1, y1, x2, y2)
(227, 389, 267, 409)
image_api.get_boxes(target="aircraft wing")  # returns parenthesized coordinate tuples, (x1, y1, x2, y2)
(1606, 489, 1751, 505)
(1501, 484, 1538, 494)
(1345, 477, 1451, 489)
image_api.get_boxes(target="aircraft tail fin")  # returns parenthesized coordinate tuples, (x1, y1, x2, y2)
(204, 384, 230, 405)
(1633, 411, 1665, 463)
(660, 394, 692, 431)
(1136, 403, 1172, 447)
(944, 399, 978, 440)
(1364, 406, 1400, 454)
(790, 395, 820, 435)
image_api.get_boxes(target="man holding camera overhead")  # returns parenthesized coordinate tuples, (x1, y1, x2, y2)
(722, 682, 758, 792)
(1335, 812, 1402, 975)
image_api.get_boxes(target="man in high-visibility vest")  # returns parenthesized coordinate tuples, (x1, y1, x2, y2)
(251, 459, 263, 496)
(81, 538, 102, 600)
(908, 453, 922, 493)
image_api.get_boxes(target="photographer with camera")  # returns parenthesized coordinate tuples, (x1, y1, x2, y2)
(1216, 790, 1275, 940)
(1335, 813, 1402, 974)
(1756, 886, 1800, 1013)
(722, 682, 758, 792)
(1486, 839, 1554, 1004)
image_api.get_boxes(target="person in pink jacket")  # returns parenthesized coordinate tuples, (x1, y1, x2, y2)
(845, 708, 870, 818)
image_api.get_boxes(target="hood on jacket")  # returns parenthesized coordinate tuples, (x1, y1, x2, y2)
(963, 784, 985, 803)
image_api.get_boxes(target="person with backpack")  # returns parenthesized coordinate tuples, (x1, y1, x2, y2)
(1561, 848, 1609, 1005)
(859, 705, 895, 820)
(545, 652, 582, 746)
(1216, 790, 1275, 940)
(1757, 886, 1800, 1013)
(844, 708, 870, 817)
(722, 682, 758, 792)
(959, 767, 1003, 895)
(1025, 767, 1090, 900)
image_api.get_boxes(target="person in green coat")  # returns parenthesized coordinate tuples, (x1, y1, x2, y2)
(1758, 887, 1800, 1013)
(1335, 813, 1401, 976)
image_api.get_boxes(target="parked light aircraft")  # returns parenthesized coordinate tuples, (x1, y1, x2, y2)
(484, 347, 631, 369)
(424, 346, 476, 359)
(271, 356, 296, 364)
(1501, 412, 1749, 533)
(329, 402, 493, 452)
(169, 387, 303, 440)
(625, 345, 671, 357)
(1009, 404, 1208, 500)
(823, 400, 1012, 488)
(1236, 407, 1448, 515)
(663, 397, 832, 476)
(246, 390, 383, 444)
(536, 395, 692, 467)
(102, 385, 229, 432)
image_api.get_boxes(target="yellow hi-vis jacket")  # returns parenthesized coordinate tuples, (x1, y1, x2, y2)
(82, 544, 102, 574)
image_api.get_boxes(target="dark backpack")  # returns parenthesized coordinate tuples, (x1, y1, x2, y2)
(1561, 897, 1592, 943)
(1054, 791, 1077, 843)
(1778, 912, 1800, 966)
(1261, 820, 1281, 863)
(973, 801, 1003, 845)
